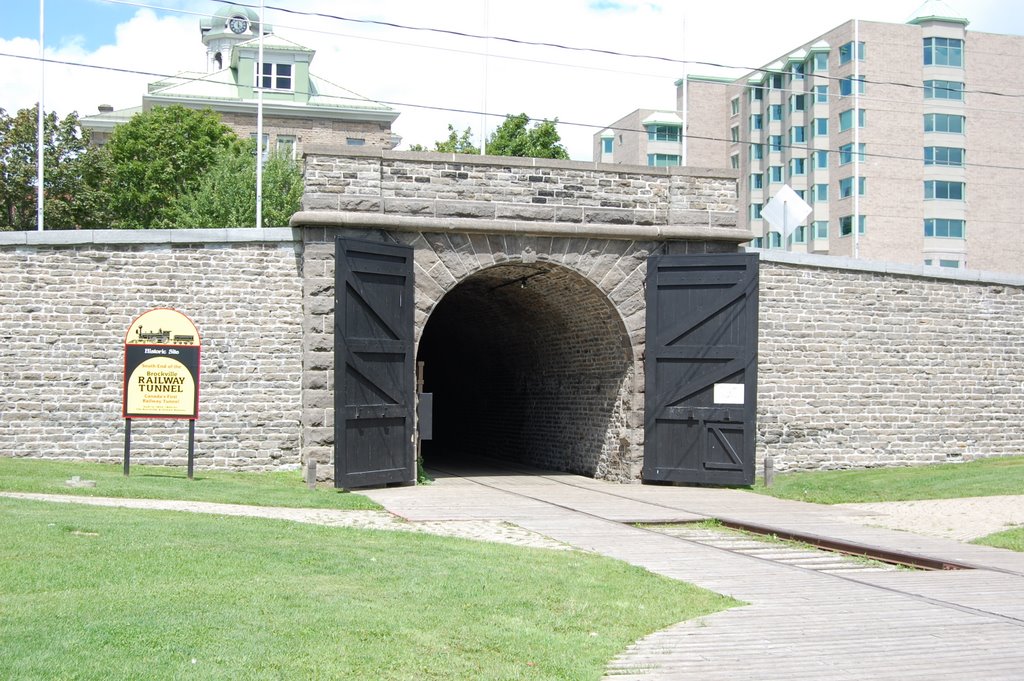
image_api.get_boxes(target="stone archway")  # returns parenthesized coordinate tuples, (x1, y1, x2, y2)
(416, 260, 637, 479)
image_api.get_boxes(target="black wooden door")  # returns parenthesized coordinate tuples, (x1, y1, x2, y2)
(334, 238, 415, 488)
(643, 253, 759, 486)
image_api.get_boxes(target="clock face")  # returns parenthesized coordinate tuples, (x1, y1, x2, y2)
(228, 16, 249, 34)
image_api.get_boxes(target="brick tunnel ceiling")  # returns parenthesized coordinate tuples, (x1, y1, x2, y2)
(417, 262, 632, 476)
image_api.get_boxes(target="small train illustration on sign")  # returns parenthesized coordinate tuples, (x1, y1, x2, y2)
(135, 326, 195, 345)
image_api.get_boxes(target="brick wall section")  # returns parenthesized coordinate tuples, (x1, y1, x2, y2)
(301, 147, 739, 229)
(0, 231, 304, 469)
(758, 252, 1024, 471)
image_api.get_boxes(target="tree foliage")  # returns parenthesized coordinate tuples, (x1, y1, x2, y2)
(96, 105, 238, 228)
(486, 113, 569, 159)
(409, 124, 480, 154)
(410, 115, 568, 159)
(0, 106, 100, 230)
(163, 141, 303, 228)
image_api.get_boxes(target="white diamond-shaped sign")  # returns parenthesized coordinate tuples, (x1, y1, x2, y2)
(762, 184, 812, 237)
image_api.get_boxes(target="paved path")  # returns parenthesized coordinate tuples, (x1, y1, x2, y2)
(362, 466, 1024, 680)
(836, 495, 1024, 541)
(7, 468, 1024, 680)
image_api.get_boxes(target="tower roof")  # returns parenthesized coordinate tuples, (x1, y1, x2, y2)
(907, 0, 969, 27)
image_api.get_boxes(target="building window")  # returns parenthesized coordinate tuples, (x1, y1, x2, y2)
(646, 124, 681, 142)
(647, 153, 681, 167)
(925, 113, 965, 134)
(939, 259, 961, 268)
(346, 137, 366, 146)
(731, 153, 740, 168)
(839, 143, 865, 165)
(730, 125, 740, 142)
(257, 62, 293, 91)
(790, 94, 806, 112)
(768, 231, 782, 248)
(751, 237, 764, 248)
(925, 180, 964, 200)
(768, 165, 783, 183)
(814, 150, 828, 169)
(730, 96, 740, 116)
(839, 215, 866, 236)
(750, 173, 764, 189)
(750, 85, 764, 102)
(602, 137, 613, 154)
(814, 118, 828, 136)
(924, 218, 965, 238)
(839, 41, 865, 64)
(750, 114, 763, 131)
(815, 85, 829, 103)
(813, 52, 828, 71)
(924, 146, 965, 166)
(814, 220, 828, 239)
(769, 135, 783, 152)
(814, 184, 828, 202)
(750, 203, 764, 219)
(768, 104, 783, 121)
(276, 135, 296, 159)
(839, 76, 865, 97)
(924, 80, 964, 100)
(838, 108, 866, 131)
(838, 176, 866, 197)
(790, 158, 806, 176)
(769, 73, 784, 89)
(792, 225, 807, 244)
(791, 62, 805, 81)
(924, 37, 963, 67)
(749, 145, 763, 161)
(790, 126, 806, 144)
(249, 132, 269, 160)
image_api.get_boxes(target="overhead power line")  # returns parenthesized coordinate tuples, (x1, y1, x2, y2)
(2, 50, 1023, 173)
(101, 0, 1024, 100)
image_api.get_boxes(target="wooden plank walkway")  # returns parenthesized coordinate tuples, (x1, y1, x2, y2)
(364, 466, 1024, 680)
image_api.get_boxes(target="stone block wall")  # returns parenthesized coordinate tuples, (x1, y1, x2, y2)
(0, 230, 304, 469)
(300, 147, 740, 230)
(758, 252, 1024, 471)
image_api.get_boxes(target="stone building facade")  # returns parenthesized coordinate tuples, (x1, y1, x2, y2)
(2, 150, 1022, 480)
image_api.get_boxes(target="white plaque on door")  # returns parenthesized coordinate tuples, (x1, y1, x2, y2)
(713, 383, 745, 405)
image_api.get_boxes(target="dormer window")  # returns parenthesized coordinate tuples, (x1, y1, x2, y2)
(257, 62, 293, 91)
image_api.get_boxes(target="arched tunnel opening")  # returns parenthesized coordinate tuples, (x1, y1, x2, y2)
(417, 261, 635, 477)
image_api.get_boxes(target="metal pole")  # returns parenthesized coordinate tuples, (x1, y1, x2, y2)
(480, 0, 489, 154)
(853, 18, 861, 259)
(123, 418, 132, 476)
(680, 7, 688, 167)
(255, 0, 265, 228)
(36, 0, 44, 232)
(187, 419, 195, 480)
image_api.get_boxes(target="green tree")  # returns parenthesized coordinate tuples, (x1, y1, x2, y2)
(486, 113, 569, 159)
(96, 105, 238, 228)
(163, 141, 303, 228)
(409, 124, 480, 154)
(0, 105, 100, 230)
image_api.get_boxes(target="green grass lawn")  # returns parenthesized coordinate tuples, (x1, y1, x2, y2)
(0, 498, 737, 680)
(973, 526, 1024, 553)
(755, 456, 1024, 505)
(0, 457, 379, 510)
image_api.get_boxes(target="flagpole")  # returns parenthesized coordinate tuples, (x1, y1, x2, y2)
(37, 0, 45, 231)
(255, 0, 264, 228)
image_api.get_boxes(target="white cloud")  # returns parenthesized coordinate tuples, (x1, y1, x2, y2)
(1, 0, 1019, 157)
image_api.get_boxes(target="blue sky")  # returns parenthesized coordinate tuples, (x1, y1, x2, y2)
(3, 0, 144, 51)
(1, 0, 1022, 159)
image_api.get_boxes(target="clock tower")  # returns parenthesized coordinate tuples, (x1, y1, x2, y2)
(199, 4, 269, 72)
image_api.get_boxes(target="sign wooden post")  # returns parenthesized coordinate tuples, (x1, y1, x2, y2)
(122, 309, 202, 478)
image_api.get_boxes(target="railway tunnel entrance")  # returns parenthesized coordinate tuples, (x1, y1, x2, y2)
(417, 261, 635, 478)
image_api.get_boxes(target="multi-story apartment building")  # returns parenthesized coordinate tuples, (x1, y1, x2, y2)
(82, 3, 400, 156)
(597, 6, 1024, 274)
